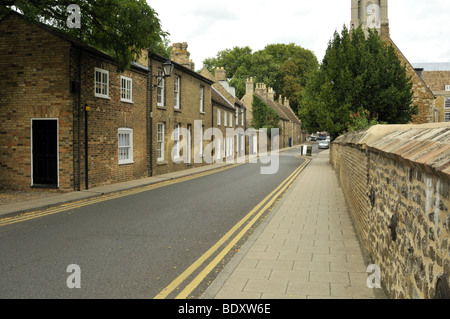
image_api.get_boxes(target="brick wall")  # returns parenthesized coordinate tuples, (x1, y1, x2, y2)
(387, 39, 436, 124)
(0, 13, 73, 190)
(70, 48, 149, 190)
(331, 123, 450, 299)
(0, 13, 150, 191)
(151, 58, 213, 176)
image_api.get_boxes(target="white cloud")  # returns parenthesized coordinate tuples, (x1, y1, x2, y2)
(149, 0, 450, 69)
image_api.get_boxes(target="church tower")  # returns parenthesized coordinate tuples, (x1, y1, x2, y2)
(351, 0, 389, 39)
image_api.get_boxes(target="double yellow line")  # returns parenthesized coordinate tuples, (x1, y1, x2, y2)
(0, 165, 238, 227)
(154, 157, 311, 299)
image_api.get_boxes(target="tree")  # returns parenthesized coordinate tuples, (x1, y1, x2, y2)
(0, 0, 169, 71)
(299, 26, 415, 139)
(203, 43, 318, 114)
(251, 94, 280, 134)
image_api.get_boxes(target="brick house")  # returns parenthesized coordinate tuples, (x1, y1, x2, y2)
(412, 63, 450, 123)
(0, 12, 151, 191)
(146, 43, 214, 175)
(200, 67, 246, 161)
(241, 78, 304, 150)
(0, 13, 215, 191)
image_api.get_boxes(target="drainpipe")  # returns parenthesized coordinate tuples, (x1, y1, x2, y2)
(149, 53, 154, 176)
(85, 104, 89, 190)
(77, 50, 82, 191)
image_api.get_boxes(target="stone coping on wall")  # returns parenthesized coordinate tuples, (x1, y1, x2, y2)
(333, 123, 450, 179)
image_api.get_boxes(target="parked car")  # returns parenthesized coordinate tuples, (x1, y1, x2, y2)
(318, 140, 329, 149)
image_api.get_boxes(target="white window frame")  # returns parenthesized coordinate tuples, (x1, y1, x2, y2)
(217, 109, 221, 126)
(157, 123, 165, 162)
(235, 109, 238, 126)
(174, 75, 180, 110)
(224, 111, 227, 127)
(445, 97, 450, 109)
(445, 112, 450, 122)
(120, 76, 133, 103)
(95, 68, 110, 99)
(118, 128, 133, 165)
(229, 113, 233, 127)
(157, 69, 165, 107)
(200, 86, 205, 113)
(445, 85, 450, 92)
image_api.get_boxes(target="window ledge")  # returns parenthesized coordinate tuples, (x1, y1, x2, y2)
(157, 160, 168, 166)
(119, 161, 134, 166)
(121, 100, 134, 104)
(95, 95, 111, 100)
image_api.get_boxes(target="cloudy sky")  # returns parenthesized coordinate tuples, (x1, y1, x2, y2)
(149, 0, 450, 70)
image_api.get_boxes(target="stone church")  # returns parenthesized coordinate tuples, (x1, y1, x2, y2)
(350, 0, 436, 124)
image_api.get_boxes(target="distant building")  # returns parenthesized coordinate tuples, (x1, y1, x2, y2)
(412, 63, 450, 123)
(350, 0, 436, 124)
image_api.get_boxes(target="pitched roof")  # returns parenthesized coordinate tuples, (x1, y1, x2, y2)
(412, 63, 450, 72)
(254, 93, 289, 121)
(211, 87, 235, 110)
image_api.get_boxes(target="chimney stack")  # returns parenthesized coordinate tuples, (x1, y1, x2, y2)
(215, 67, 227, 81)
(170, 42, 195, 71)
(267, 87, 274, 101)
(255, 83, 267, 99)
(246, 77, 254, 96)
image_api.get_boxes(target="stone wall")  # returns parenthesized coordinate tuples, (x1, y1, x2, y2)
(331, 123, 450, 299)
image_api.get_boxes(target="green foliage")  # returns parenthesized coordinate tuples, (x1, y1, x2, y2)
(346, 109, 386, 132)
(1, 0, 169, 71)
(251, 94, 280, 134)
(203, 43, 318, 114)
(299, 26, 415, 138)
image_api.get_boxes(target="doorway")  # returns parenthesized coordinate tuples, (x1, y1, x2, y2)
(32, 119, 58, 187)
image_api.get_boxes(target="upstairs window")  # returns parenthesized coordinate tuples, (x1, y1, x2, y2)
(224, 111, 227, 127)
(120, 76, 133, 103)
(200, 86, 205, 113)
(445, 97, 450, 109)
(174, 76, 180, 110)
(95, 68, 109, 99)
(157, 69, 165, 107)
(217, 109, 221, 126)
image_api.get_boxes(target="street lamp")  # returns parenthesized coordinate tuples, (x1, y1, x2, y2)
(154, 59, 174, 87)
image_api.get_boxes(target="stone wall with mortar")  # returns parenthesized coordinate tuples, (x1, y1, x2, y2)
(331, 123, 450, 299)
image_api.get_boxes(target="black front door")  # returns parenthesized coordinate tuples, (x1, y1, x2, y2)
(32, 120, 58, 187)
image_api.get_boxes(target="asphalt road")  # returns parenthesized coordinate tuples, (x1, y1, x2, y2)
(0, 147, 324, 299)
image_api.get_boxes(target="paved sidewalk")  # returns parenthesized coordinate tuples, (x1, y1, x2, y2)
(202, 150, 386, 299)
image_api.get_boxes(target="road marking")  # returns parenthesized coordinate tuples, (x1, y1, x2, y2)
(154, 158, 311, 299)
(0, 165, 241, 227)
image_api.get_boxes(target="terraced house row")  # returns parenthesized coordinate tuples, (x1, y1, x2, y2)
(0, 12, 305, 192)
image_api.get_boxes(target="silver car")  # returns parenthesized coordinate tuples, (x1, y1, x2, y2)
(318, 140, 329, 149)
